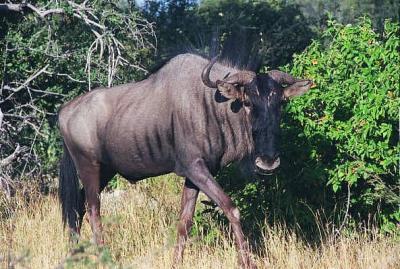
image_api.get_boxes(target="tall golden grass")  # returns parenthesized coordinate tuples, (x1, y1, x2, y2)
(1, 175, 399, 269)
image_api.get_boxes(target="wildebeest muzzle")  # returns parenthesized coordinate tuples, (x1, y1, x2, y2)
(255, 155, 280, 175)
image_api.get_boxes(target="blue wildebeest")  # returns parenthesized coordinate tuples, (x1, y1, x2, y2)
(58, 53, 312, 268)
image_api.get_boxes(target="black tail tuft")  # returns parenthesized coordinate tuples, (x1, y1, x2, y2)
(59, 142, 82, 230)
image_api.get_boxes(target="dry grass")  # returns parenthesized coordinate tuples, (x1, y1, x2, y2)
(1, 175, 399, 269)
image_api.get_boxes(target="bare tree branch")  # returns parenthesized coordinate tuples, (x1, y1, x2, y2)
(0, 3, 26, 13)
(1, 1, 156, 88)
(26, 4, 64, 18)
(6, 64, 49, 93)
(336, 183, 351, 236)
(0, 108, 3, 129)
(0, 3, 64, 17)
(0, 144, 23, 167)
(42, 70, 86, 83)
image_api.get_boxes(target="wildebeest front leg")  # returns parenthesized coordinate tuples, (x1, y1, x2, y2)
(173, 178, 199, 266)
(185, 158, 256, 269)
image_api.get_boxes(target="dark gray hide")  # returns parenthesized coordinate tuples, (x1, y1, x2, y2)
(59, 54, 257, 180)
(58, 53, 312, 269)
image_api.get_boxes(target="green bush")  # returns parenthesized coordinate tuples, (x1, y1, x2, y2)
(207, 17, 399, 238)
(283, 17, 399, 230)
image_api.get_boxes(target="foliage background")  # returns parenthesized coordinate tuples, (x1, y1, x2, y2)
(218, 17, 399, 239)
(0, 0, 399, 238)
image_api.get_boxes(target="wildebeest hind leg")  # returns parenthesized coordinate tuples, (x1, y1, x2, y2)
(75, 159, 104, 245)
(185, 158, 257, 269)
(79, 165, 116, 238)
(173, 178, 199, 266)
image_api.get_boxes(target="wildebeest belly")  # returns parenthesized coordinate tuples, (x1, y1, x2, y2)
(102, 108, 176, 181)
(104, 145, 175, 182)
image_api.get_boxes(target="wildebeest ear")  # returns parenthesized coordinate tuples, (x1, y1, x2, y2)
(283, 80, 313, 99)
(216, 80, 245, 101)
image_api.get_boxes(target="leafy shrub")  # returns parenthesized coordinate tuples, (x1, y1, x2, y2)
(206, 17, 399, 237)
(282, 17, 399, 230)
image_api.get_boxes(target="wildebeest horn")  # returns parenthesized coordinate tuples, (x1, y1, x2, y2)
(223, 71, 256, 85)
(201, 56, 218, 88)
(202, 56, 256, 88)
(267, 70, 298, 85)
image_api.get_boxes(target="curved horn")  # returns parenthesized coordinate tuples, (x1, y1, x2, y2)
(201, 56, 219, 88)
(267, 70, 298, 85)
(223, 71, 256, 85)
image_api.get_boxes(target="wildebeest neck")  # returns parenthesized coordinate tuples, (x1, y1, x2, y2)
(174, 54, 255, 170)
(216, 95, 254, 169)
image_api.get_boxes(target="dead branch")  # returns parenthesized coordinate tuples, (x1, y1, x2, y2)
(1, 1, 156, 88)
(336, 183, 351, 236)
(1, 113, 34, 121)
(0, 108, 3, 129)
(0, 3, 63, 17)
(42, 70, 85, 83)
(4, 64, 49, 93)
(0, 3, 26, 13)
(26, 4, 64, 18)
(0, 144, 23, 167)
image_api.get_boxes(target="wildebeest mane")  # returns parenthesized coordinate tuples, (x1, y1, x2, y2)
(146, 28, 263, 78)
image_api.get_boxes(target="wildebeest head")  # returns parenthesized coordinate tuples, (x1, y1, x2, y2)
(202, 57, 312, 174)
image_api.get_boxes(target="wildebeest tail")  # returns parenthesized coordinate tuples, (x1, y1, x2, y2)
(59, 141, 82, 230)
